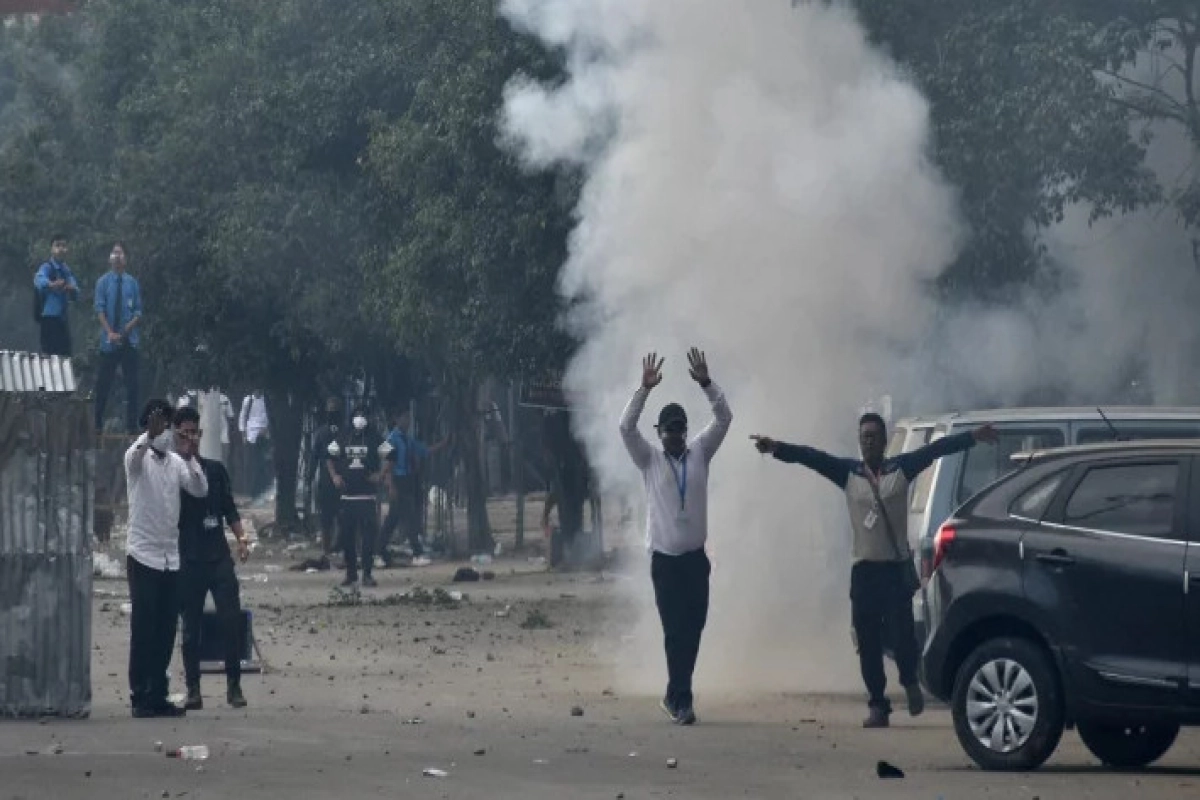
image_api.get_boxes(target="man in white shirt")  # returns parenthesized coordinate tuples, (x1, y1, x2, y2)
(619, 348, 732, 725)
(125, 398, 209, 718)
(239, 390, 270, 496)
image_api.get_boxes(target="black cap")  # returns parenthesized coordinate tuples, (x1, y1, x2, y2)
(656, 403, 687, 429)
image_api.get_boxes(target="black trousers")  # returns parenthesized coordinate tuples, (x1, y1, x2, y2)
(94, 345, 140, 433)
(341, 498, 378, 579)
(126, 557, 180, 710)
(850, 560, 919, 711)
(650, 548, 711, 709)
(316, 485, 339, 554)
(379, 476, 421, 556)
(179, 557, 243, 686)
(39, 316, 72, 357)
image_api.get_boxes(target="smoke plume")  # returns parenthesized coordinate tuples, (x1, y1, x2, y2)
(500, 0, 963, 695)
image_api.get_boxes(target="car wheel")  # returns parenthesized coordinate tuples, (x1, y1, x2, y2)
(1077, 721, 1179, 769)
(950, 637, 1064, 771)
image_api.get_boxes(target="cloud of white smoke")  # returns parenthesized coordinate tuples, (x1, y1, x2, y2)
(500, 0, 965, 695)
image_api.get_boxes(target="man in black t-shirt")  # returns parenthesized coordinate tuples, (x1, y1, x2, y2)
(173, 406, 251, 711)
(326, 406, 384, 587)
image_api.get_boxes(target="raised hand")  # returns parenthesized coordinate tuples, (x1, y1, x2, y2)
(750, 434, 778, 455)
(687, 347, 710, 386)
(642, 353, 664, 390)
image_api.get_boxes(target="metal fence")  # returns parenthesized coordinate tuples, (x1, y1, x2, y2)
(0, 362, 93, 718)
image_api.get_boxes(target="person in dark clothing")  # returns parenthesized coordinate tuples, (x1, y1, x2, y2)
(326, 407, 384, 587)
(33, 234, 79, 357)
(309, 397, 343, 556)
(378, 406, 448, 566)
(173, 406, 251, 711)
(752, 414, 997, 728)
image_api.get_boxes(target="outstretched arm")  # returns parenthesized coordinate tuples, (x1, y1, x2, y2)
(894, 425, 996, 480)
(751, 435, 853, 489)
(619, 387, 655, 470)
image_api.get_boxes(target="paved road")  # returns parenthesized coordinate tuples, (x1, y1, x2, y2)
(2, 559, 1198, 799)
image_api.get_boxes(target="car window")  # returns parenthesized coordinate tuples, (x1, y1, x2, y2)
(886, 426, 909, 458)
(1061, 462, 1179, 539)
(956, 428, 1065, 504)
(1008, 469, 1068, 521)
(1076, 426, 1200, 445)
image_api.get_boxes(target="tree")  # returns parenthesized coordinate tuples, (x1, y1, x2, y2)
(365, 0, 576, 554)
(853, 0, 1162, 298)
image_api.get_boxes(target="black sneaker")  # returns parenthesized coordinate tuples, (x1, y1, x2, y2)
(340, 575, 357, 587)
(863, 706, 890, 728)
(184, 685, 203, 711)
(362, 575, 378, 588)
(227, 683, 247, 709)
(904, 683, 925, 717)
(659, 696, 679, 722)
(132, 705, 156, 719)
(675, 705, 697, 726)
(152, 702, 186, 718)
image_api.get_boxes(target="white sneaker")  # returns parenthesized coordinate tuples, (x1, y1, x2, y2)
(412, 556, 432, 567)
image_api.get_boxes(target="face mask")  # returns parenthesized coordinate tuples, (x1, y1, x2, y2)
(352, 416, 367, 431)
(151, 429, 174, 452)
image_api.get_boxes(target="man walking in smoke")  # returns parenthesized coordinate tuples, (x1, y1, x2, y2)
(309, 397, 343, 557)
(619, 348, 732, 725)
(173, 405, 251, 711)
(751, 415, 996, 728)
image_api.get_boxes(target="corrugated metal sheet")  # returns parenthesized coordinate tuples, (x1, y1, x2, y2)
(0, 393, 93, 718)
(0, 351, 77, 393)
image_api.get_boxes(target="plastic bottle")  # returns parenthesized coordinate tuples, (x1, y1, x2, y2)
(168, 745, 209, 760)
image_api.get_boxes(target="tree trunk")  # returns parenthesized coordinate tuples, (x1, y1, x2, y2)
(448, 377, 492, 556)
(265, 388, 303, 533)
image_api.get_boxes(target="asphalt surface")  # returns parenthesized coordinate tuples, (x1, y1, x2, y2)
(2, 554, 1199, 800)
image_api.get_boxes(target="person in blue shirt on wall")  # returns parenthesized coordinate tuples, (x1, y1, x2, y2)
(378, 405, 448, 567)
(93, 241, 143, 435)
(33, 233, 80, 357)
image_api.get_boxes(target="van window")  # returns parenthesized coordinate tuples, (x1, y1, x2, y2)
(1076, 426, 1200, 445)
(1060, 462, 1179, 539)
(956, 428, 1065, 504)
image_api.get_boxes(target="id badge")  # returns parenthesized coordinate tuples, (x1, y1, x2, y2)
(203, 515, 220, 530)
(863, 509, 878, 530)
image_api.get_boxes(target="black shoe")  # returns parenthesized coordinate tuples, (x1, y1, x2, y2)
(152, 702, 186, 718)
(659, 696, 679, 723)
(184, 685, 203, 711)
(340, 575, 357, 587)
(863, 706, 890, 728)
(675, 704, 697, 726)
(904, 683, 925, 717)
(132, 705, 156, 719)
(362, 575, 377, 588)
(227, 683, 247, 709)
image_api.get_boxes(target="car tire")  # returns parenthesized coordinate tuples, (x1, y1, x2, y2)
(950, 637, 1064, 772)
(1077, 721, 1179, 769)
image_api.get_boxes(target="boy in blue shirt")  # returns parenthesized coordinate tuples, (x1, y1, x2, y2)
(33, 234, 79, 357)
(93, 241, 143, 434)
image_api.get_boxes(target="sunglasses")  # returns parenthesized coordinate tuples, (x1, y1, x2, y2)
(660, 422, 687, 434)
(176, 429, 203, 440)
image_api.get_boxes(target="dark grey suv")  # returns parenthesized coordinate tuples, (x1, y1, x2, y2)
(921, 440, 1200, 771)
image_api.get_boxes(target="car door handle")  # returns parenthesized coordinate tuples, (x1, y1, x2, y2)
(1036, 550, 1075, 567)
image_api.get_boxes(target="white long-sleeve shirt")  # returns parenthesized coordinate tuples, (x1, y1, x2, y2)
(124, 432, 209, 572)
(239, 394, 269, 443)
(619, 381, 732, 555)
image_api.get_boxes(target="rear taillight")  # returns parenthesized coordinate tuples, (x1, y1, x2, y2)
(932, 522, 957, 574)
